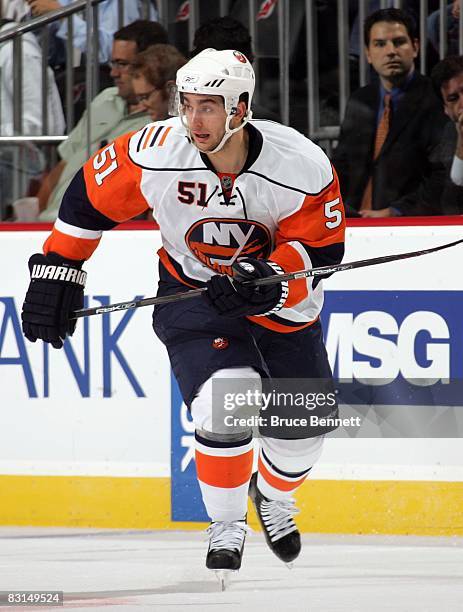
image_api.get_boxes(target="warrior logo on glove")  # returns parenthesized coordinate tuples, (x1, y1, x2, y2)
(30, 263, 87, 285)
(22, 252, 86, 350)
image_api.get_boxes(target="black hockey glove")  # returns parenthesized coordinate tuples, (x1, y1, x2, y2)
(204, 257, 289, 318)
(22, 252, 86, 349)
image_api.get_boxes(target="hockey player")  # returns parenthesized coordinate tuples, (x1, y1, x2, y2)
(21, 49, 345, 582)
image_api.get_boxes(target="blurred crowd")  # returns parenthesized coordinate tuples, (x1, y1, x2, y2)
(0, 0, 462, 221)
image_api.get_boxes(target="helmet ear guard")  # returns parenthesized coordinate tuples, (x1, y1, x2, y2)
(175, 48, 255, 153)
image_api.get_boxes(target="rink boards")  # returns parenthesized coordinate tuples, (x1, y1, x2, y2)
(1, 220, 462, 535)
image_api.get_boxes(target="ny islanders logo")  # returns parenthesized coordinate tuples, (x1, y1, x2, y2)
(185, 218, 272, 275)
(233, 51, 248, 64)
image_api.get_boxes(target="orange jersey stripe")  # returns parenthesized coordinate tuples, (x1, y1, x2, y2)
(275, 170, 345, 250)
(247, 314, 317, 333)
(157, 247, 199, 289)
(258, 455, 308, 492)
(83, 132, 149, 223)
(158, 126, 172, 147)
(270, 243, 307, 308)
(195, 449, 253, 489)
(43, 227, 100, 260)
(142, 125, 156, 150)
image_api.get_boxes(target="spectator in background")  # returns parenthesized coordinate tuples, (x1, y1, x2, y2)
(348, 0, 421, 88)
(427, 1, 461, 58)
(431, 55, 463, 212)
(1, 0, 30, 21)
(333, 8, 449, 217)
(0, 21, 64, 136)
(26, 0, 158, 64)
(190, 16, 255, 61)
(0, 17, 65, 218)
(131, 44, 187, 122)
(190, 16, 281, 122)
(38, 20, 167, 221)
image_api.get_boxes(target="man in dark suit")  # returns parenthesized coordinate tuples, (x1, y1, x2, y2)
(431, 55, 463, 214)
(333, 8, 449, 217)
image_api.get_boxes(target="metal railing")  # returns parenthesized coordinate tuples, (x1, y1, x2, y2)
(0, 0, 154, 217)
(3, 0, 461, 141)
(306, 0, 462, 143)
(157, 0, 463, 143)
(0, 0, 108, 136)
(2, 0, 462, 140)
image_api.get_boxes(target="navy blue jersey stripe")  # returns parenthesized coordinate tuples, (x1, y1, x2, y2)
(136, 127, 149, 152)
(58, 168, 118, 231)
(297, 241, 345, 289)
(265, 313, 319, 328)
(149, 126, 163, 147)
(160, 252, 206, 289)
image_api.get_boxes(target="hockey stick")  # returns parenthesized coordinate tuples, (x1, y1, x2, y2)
(72, 238, 463, 319)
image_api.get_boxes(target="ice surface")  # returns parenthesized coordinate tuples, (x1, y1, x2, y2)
(0, 528, 462, 611)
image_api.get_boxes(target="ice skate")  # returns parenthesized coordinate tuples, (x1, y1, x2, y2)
(206, 520, 247, 590)
(249, 472, 301, 564)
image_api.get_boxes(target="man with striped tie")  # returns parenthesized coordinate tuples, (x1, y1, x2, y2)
(333, 8, 449, 217)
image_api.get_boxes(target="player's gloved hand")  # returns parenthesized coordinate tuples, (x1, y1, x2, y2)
(204, 257, 289, 318)
(22, 252, 86, 349)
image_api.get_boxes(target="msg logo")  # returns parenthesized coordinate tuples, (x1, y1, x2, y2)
(326, 311, 450, 382)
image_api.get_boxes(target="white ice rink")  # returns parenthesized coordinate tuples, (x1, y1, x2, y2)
(0, 528, 462, 612)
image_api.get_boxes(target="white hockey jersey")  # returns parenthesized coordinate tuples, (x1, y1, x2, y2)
(43, 117, 345, 333)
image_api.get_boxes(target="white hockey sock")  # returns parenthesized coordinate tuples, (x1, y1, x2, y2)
(190, 366, 261, 521)
(257, 436, 324, 501)
(195, 430, 253, 522)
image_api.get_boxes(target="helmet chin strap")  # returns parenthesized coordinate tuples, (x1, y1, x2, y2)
(179, 109, 252, 154)
(206, 113, 251, 154)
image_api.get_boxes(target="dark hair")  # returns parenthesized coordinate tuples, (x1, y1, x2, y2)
(114, 20, 169, 53)
(363, 8, 417, 47)
(431, 55, 463, 100)
(191, 16, 254, 63)
(131, 44, 187, 97)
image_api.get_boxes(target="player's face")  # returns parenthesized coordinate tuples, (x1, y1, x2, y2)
(441, 72, 463, 123)
(181, 94, 228, 152)
(365, 22, 418, 85)
(132, 74, 168, 121)
(110, 40, 138, 100)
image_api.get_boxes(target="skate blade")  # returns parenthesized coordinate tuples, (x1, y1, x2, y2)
(285, 562, 294, 570)
(213, 569, 236, 591)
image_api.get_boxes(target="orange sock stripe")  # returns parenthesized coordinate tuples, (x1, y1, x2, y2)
(258, 455, 308, 492)
(196, 449, 253, 489)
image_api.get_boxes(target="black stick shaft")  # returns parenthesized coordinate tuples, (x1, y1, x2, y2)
(251, 237, 463, 286)
(72, 238, 463, 319)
